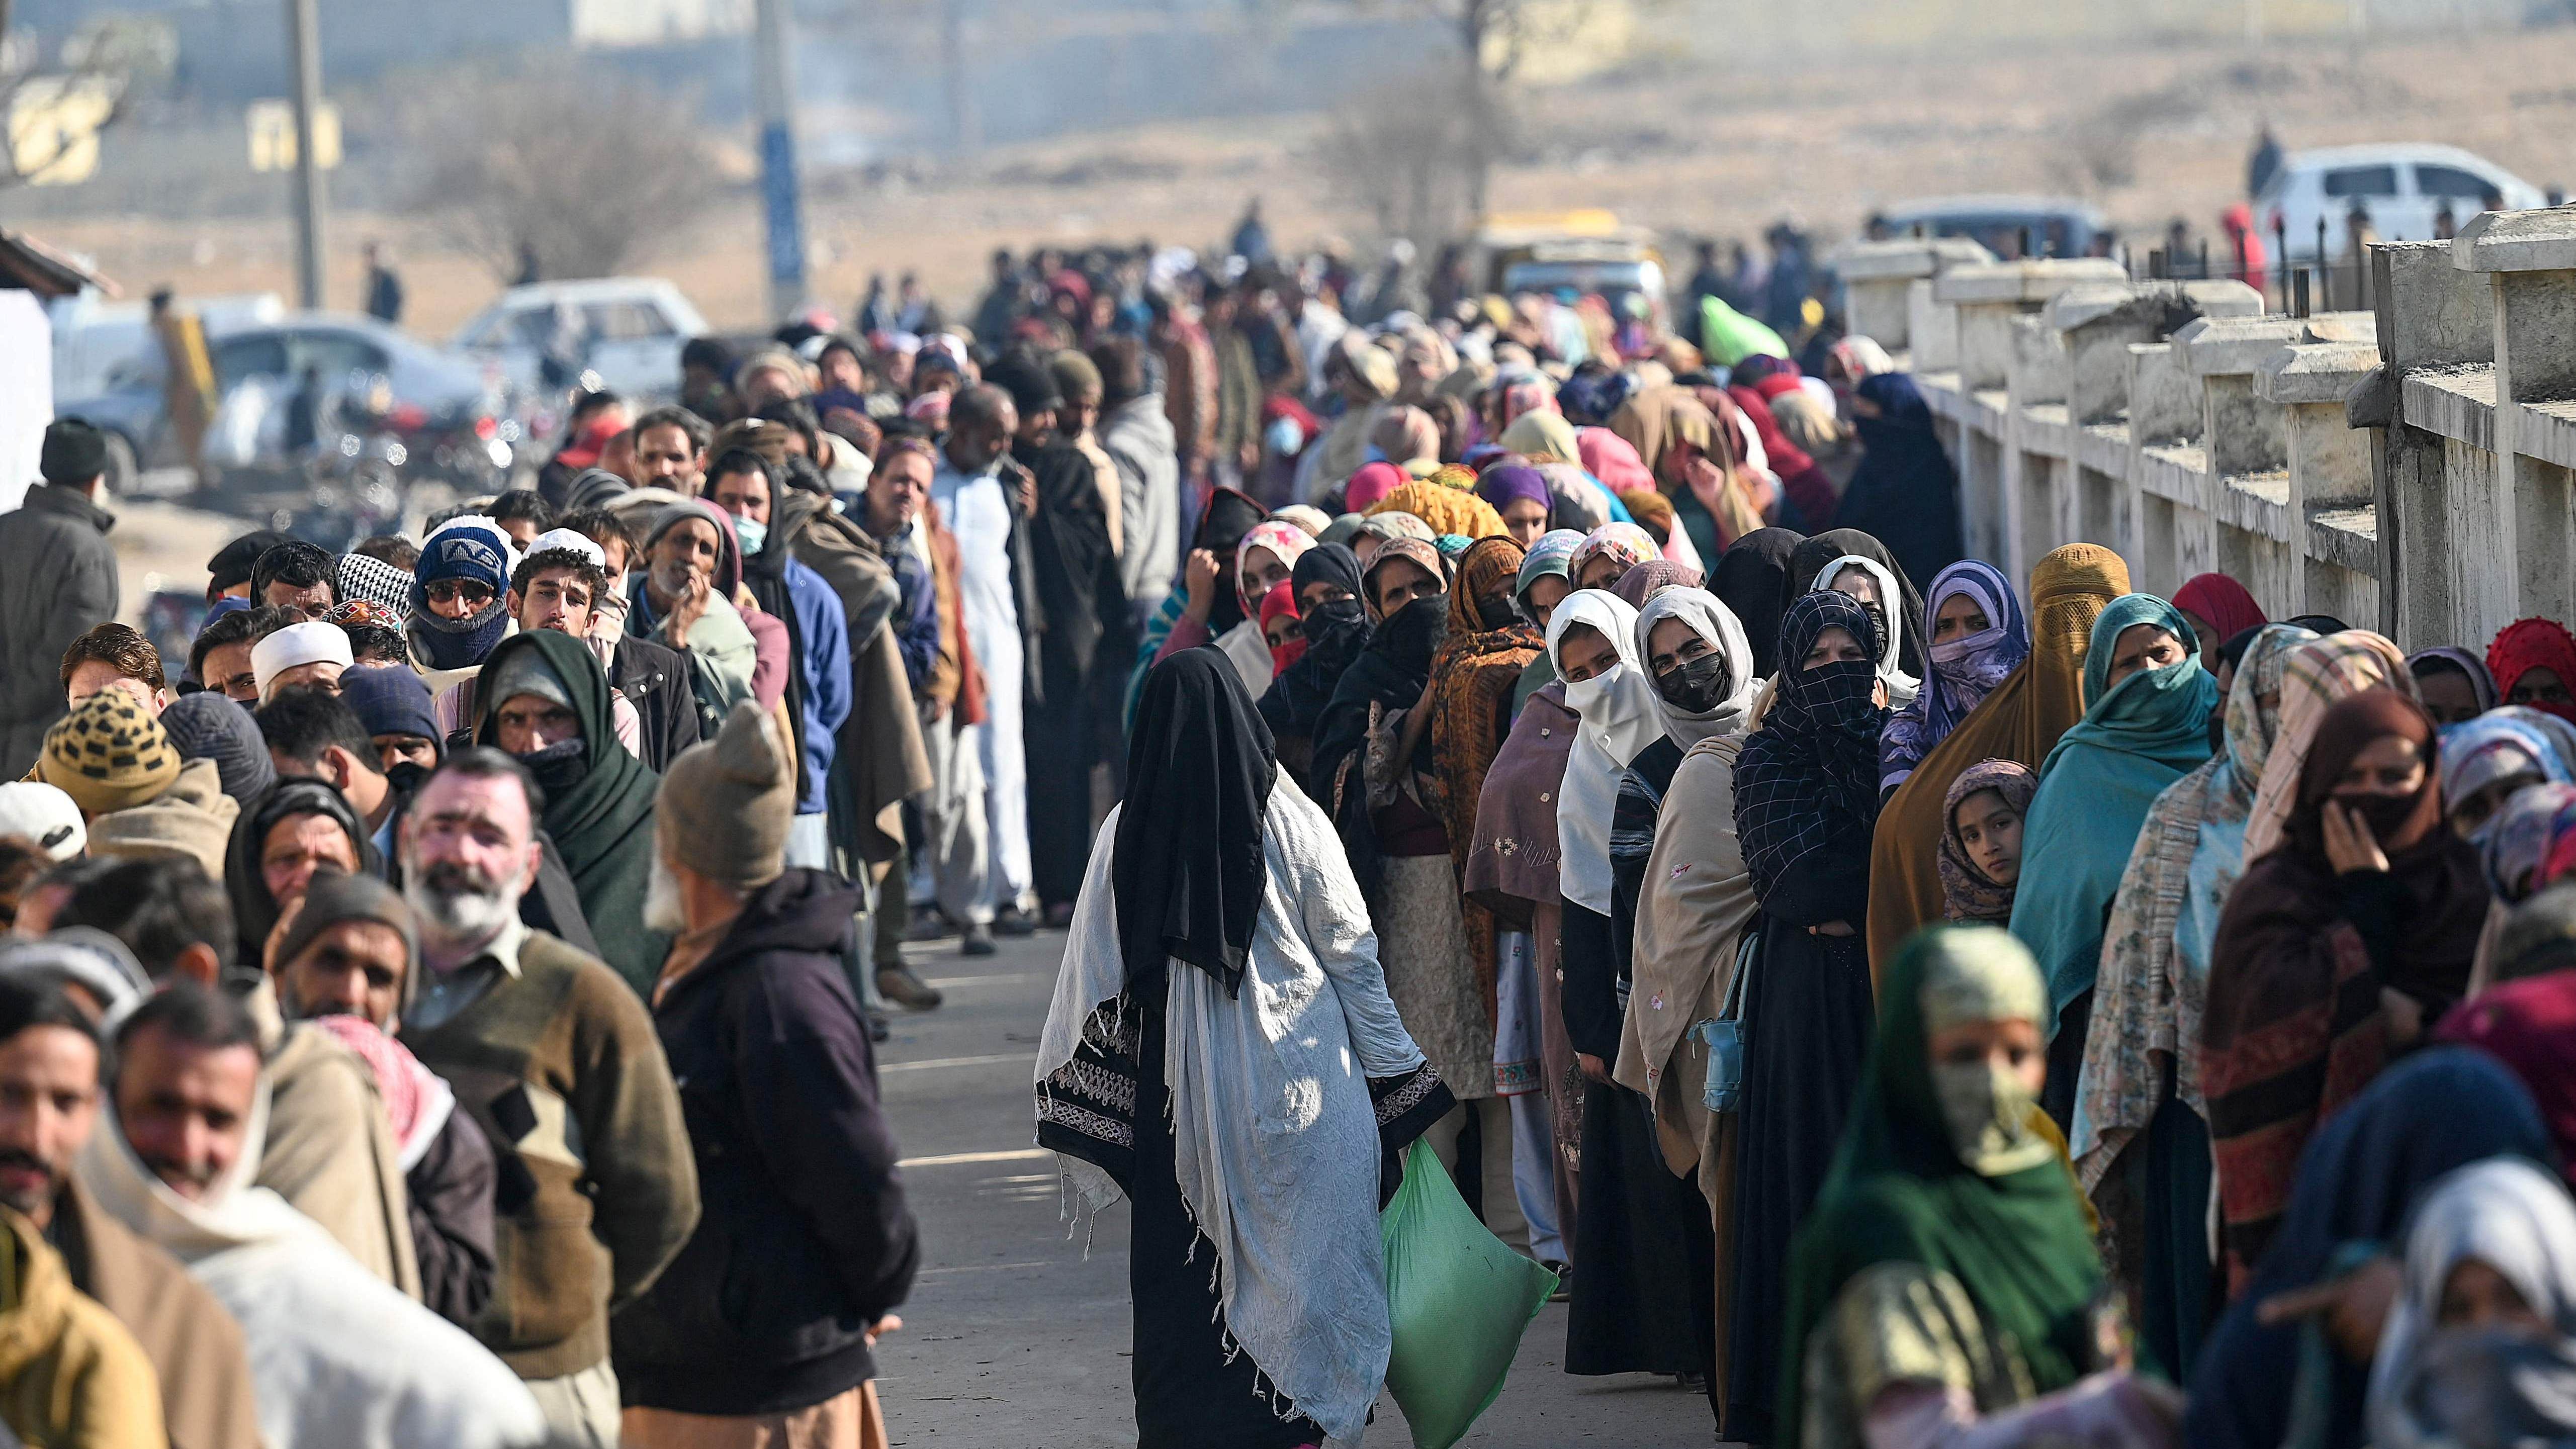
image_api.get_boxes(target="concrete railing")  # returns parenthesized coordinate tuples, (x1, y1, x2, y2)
(1872, 209, 2576, 650)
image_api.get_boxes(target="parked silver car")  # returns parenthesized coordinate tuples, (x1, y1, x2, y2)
(452, 277, 710, 403)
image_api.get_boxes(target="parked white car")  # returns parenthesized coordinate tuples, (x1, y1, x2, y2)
(452, 278, 709, 403)
(2259, 144, 2549, 261)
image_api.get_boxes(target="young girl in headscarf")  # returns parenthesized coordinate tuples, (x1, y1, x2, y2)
(1780, 927, 2181, 1449)
(1546, 588, 1720, 1401)
(2203, 689, 2493, 1290)
(1937, 760, 2036, 926)
(1724, 589, 1890, 1440)
(2007, 594, 2217, 1123)
(1157, 517, 1313, 698)
(1036, 652, 1452, 1449)
(2172, 572, 2268, 667)
(1884, 561, 2030, 796)
(1259, 582, 1302, 674)
(1509, 529, 1583, 713)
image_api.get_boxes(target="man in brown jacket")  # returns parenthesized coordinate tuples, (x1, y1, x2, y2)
(398, 749, 697, 1447)
(0, 970, 260, 1449)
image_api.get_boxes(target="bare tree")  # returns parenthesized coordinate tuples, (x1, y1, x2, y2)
(0, 14, 172, 192)
(1383, 0, 1616, 219)
(396, 65, 722, 283)
(1316, 71, 1487, 245)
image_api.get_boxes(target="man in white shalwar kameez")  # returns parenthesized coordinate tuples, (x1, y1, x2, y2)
(931, 384, 1033, 925)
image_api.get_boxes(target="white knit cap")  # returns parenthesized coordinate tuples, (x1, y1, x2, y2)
(251, 620, 356, 700)
(525, 528, 607, 569)
(0, 781, 86, 860)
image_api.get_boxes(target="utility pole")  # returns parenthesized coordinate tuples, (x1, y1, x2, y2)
(285, 0, 326, 309)
(752, 0, 808, 322)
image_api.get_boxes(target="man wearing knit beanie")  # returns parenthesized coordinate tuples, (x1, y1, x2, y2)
(409, 517, 520, 676)
(338, 665, 443, 773)
(0, 418, 120, 778)
(617, 698, 917, 1442)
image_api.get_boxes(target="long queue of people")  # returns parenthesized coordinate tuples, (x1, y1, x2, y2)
(997, 293, 2576, 1446)
(5, 233, 2576, 1448)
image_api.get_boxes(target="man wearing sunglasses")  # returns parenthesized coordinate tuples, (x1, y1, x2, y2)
(408, 518, 520, 683)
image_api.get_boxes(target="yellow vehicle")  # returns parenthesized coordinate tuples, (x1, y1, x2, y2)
(1467, 210, 1669, 333)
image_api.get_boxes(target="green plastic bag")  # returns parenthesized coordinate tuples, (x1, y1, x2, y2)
(1379, 1139, 1557, 1449)
(1699, 296, 1791, 368)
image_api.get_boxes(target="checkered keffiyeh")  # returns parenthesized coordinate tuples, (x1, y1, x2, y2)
(338, 550, 416, 616)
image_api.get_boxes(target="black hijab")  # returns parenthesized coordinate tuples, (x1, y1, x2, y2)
(1115, 651, 1278, 996)
(224, 777, 379, 968)
(1712, 526, 1805, 677)
(1307, 592, 1451, 897)
(1197, 487, 1267, 636)
(1016, 438, 1128, 685)
(1790, 526, 1928, 679)
(1830, 375, 1966, 596)
(1257, 542, 1372, 743)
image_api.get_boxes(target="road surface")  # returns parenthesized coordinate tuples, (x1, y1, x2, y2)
(869, 925, 1725, 1447)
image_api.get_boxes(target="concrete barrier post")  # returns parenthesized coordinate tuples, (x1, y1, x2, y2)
(2457, 209, 2576, 638)
(1832, 237, 1993, 351)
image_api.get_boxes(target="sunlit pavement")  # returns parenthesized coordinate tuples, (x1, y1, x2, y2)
(869, 926, 1728, 1447)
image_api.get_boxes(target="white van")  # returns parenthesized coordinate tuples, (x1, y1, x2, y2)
(452, 278, 710, 403)
(2259, 144, 2548, 261)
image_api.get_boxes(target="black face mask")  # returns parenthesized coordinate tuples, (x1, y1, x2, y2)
(1656, 651, 1734, 712)
(1475, 593, 1518, 628)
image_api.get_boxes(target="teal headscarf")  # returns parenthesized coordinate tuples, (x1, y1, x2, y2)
(2010, 593, 2221, 1027)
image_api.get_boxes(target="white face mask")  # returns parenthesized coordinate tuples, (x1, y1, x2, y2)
(1560, 662, 1626, 716)
(589, 590, 629, 652)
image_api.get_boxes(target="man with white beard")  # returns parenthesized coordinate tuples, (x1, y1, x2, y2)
(395, 748, 699, 1449)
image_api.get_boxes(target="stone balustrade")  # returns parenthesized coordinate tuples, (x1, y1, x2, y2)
(1888, 206, 2576, 651)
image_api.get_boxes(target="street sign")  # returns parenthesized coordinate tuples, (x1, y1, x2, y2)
(247, 98, 341, 173)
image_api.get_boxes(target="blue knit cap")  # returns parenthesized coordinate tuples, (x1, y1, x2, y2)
(338, 665, 443, 758)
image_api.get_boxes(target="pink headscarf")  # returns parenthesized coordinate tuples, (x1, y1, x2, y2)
(1575, 428, 1655, 494)
(310, 1014, 449, 1161)
(1235, 520, 1315, 613)
(1345, 461, 1407, 512)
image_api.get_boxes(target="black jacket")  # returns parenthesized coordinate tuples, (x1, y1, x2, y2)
(0, 483, 117, 776)
(610, 635, 700, 774)
(409, 1104, 498, 1329)
(611, 869, 918, 1415)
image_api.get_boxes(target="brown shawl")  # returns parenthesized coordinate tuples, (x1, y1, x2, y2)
(2201, 688, 2491, 1290)
(1430, 535, 1541, 1014)
(1866, 544, 2129, 976)
(1464, 684, 1579, 922)
(1608, 384, 1766, 549)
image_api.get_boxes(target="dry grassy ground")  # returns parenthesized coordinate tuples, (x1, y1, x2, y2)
(26, 22, 2576, 338)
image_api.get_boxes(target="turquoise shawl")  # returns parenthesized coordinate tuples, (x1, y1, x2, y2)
(2010, 593, 2221, 1027)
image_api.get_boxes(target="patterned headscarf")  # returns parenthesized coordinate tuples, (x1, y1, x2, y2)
(1732, 590, 1887, 899)
(1610, 560, 1703, 610)
(2491, 618, 2576, 725)
(1233, 520, 1314, 615)
(1364, 481, 1503, 541)
(2483, 782, 2576, 902)
(1570, 522, 1661, 590)
(1939, 760, 2038, 925)
(2440, 714, 2569, 847)
(2243, 630, 2418, 860)
(1513, 528, 1583, 623)
(1884, 560, 2030, 795)
(1429, 535, 1543, 1008)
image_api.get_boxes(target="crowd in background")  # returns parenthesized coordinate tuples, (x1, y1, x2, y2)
(0, 202, 2574, 1449)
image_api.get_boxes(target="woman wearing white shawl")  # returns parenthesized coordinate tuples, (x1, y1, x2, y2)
(80, 1000, 546, 1449)
(1035, 652, 1451, 1448)
(1547, 588, 1722, 1403)
(1810, 553, 1922, 709)
(1618, 587, 1766, 1421)
(2368, 1157, 2576, 1448)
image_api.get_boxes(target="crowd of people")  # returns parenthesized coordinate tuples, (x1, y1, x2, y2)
(2, 217, 2576, 1449)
